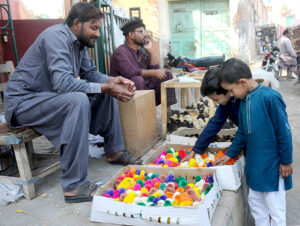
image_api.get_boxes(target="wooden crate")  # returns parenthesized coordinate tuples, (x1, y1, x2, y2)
(161, 77, 215, 137)
(118, 90, 158, 158)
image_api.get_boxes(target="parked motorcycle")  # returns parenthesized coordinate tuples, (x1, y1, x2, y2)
(164, 53, 225, 72)
(261, 45, 280, 79)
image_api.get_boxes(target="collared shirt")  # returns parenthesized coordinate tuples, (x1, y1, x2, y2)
(110, 44, 159, 80)
(226, 84, 293, 192)
(193, 97, 240, 154)
(4, 24, 109, 124)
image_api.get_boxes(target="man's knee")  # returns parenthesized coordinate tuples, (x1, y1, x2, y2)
(65, 92, 90, 109)
(166, 72, 174, 80)
(131, 76, 145, 90)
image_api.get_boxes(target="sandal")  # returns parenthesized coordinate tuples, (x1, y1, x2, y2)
(64, 181, 98, 203)
(109, 151, 143, 166)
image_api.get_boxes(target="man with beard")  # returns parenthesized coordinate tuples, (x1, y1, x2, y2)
(278, 28, 300, 82)
(4, 2, 142, 203)
(110, 18, 176, 106)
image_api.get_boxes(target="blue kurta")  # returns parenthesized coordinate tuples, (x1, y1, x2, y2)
(193, 97, 240, 154)
(226, 84, 293, 192)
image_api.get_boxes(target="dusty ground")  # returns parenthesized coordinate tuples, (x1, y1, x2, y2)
(0, 69, 299, 225)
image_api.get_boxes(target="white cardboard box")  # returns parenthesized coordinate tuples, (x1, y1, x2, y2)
(90, 165, 222, 226)
(168, 128, 237, 146)
(144, 143, 245, 191)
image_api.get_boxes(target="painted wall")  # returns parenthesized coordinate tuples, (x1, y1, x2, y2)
(1, 19, 63, 66)
(230, 0, 272, 63)
(111, 0, 161, 62)
(157, 0, 271, 64)
(112, 0, 160, 36)
(158, 0, 170, 63)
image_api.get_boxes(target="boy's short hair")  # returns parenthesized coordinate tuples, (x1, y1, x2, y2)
(201, 68, 227, 96)
(218, 58, 252, 84)
(65, 2, 103, 27)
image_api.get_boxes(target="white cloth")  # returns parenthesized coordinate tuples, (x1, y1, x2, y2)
(248, 177, 286, 226)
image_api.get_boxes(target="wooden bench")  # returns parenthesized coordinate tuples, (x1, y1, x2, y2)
(0, 123, 60, 199)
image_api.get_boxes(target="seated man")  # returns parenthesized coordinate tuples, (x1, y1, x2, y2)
(4, 2, 141, 203)
(278, 28, 300, 81)
(181, 68, 240, 161)
(110, 18, 176, 106)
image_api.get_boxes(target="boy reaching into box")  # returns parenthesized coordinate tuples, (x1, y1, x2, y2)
(215, 58, 293, 226)
(181, 68, 240, 162)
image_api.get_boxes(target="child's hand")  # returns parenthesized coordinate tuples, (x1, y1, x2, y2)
(214, 155, 231, 166)
(180, 150, 195, 163)
(279, 163, 293, 178)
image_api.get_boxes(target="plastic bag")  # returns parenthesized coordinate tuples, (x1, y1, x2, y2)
(0, 182, 24, 206)
(252, 67, 280, 90)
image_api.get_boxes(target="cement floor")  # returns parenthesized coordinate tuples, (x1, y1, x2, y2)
(0, 78, 300, 226)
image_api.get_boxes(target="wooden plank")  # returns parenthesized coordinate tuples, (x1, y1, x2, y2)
(161, 84, 168, 138)
(181, 88, 187, 108)
(33, 162, 60, 179)
(187, 88, 192, 107)
(13, 143, 35, 200)
(0, 124, 40, 145)
(195, 87, 200, 100)
(0, 175, 19, 184)
(25, 141, 37, 170)
(33, 153, 59, 158)
(0, 64, 10, 73)
(162, 82, 202, 88)
(0, 162, 60, 186)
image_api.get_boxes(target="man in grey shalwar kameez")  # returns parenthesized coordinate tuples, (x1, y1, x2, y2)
(278, 28, 299, 81)
(4, 2, 141, 203)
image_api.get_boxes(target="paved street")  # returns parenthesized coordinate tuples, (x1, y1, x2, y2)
(0, 75, 299, 226)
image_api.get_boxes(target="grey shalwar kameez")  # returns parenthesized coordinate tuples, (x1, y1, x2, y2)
(4, 24, 125, 192)
(277, 35, 299, 76)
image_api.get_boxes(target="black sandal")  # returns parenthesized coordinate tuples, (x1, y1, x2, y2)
(109, 151, 143, 166)
(64, 181, 98, 203)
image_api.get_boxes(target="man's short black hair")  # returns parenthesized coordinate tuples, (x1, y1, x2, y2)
(283, 28, 290, 36)
(65, 2, 103, 27)
(201, 68, 227, 96)
(218, 58, 252, 84)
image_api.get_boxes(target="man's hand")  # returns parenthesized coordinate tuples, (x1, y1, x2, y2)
(108, 76, 136, 93)
(279, 163, 293, 178)
(102, 83, 134, 102)
(180, 150, 195, 164)
(155, 69, 169, 80)
(143, 38, 153, 52)
(214, 155, 231, 166)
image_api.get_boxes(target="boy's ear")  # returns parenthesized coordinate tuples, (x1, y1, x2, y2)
(239, 78, 248, 86)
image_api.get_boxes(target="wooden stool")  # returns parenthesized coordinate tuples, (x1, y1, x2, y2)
(278, 65, 292, 80)
(0, 123, 60, 199)
(0, 61, 14, 101)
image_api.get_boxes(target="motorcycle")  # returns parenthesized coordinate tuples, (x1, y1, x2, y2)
(164, 53, 225, 72)
(261, 45, 280, 79)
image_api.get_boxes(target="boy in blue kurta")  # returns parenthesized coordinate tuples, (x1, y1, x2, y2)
(215, 58, 293, 226)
